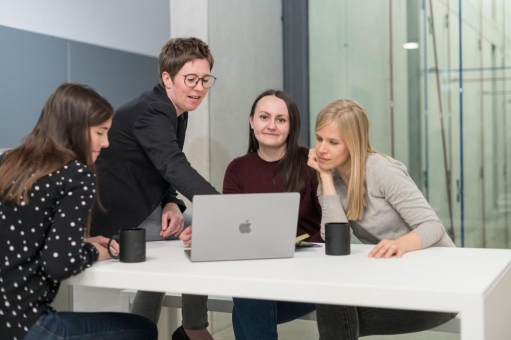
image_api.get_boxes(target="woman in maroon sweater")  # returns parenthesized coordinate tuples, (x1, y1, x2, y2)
(223, 89, 322, 339)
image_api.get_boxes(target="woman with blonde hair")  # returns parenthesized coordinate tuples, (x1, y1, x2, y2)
(307, 99, 456, 339)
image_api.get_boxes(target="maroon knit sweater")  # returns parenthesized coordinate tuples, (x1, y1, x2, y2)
(222, 152, 323, 242)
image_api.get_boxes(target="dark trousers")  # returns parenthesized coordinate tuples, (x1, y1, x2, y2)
(316, 304, 456, 340)
(131, 292, 209, 330)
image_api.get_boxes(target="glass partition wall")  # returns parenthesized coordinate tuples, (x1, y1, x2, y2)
(309, 0, 511, 248)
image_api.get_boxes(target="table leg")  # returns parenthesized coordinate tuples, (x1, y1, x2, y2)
(461, 266, 511, 339)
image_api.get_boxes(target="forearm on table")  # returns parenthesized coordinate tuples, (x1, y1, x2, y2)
(395, 232, 422, 252)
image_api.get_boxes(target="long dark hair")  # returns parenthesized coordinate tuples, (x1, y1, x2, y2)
(248, 89, 307, 193)
(0, 83, 114, 205)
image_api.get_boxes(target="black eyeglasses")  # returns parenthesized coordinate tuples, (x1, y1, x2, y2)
(181, 74, 217, 89)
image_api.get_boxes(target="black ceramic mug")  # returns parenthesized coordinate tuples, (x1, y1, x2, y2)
(107, 228, 146, 263)
(325, 222, 350, 256)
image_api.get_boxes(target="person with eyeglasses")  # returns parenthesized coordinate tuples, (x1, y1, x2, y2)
(90, 37, 219, 340)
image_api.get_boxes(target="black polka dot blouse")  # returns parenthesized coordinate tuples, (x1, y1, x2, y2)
(0, 160, 100, 340)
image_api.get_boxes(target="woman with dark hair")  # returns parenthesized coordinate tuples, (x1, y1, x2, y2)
(0, 83, 157, 340)
(223, 89, 322, 339)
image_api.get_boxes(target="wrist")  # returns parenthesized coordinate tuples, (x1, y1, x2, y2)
(164, 202, 178, 211)
(88, 243, 102, 262)
(319, 170, 334, 187)
(319, 169, 333, 181)
(394, 238, 409, 252)
(396, 232, 422, 252)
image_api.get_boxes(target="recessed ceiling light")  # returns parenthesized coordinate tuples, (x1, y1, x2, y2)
(403, 42, 420, 49)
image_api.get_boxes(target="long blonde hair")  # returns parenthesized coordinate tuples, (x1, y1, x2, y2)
(315, 100, 377, 220)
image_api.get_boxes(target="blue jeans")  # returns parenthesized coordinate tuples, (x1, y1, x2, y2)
(232, 298, 316, 340)
(24, 311, 157, 340)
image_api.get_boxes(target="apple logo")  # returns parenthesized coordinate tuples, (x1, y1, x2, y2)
(239, 220, 252, 234)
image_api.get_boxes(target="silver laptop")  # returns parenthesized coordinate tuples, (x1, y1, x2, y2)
(185, 193, 300, 262)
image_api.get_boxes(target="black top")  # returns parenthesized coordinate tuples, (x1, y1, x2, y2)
(0, 159, 99, 340)
(91, 84, 219, 238)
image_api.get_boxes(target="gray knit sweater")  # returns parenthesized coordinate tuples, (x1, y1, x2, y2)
(318, 153, 455, 248)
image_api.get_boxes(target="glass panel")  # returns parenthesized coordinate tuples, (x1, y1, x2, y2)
(309, 0, 511, 249)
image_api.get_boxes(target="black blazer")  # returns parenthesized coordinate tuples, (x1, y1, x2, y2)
(91, 84, 219, 237)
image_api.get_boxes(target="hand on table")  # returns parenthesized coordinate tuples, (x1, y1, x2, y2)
(369, 232, 422, 259)
(85, 235, 120, 255)
(180, 226, 192, 246)
(368, 239, 406, 259)
(160, 203, 185, 237)
(89, 242, 112, 262)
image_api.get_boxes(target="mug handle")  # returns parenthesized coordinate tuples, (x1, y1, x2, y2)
(107, 235, 120, 259)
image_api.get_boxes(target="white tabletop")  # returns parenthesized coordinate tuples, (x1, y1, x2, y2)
(69, 241, 511, 314)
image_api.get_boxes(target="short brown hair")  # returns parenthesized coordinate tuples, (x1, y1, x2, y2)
(158, 37, 214, 86)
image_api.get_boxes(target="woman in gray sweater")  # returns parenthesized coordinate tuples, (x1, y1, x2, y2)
(307, 99, 456, 339)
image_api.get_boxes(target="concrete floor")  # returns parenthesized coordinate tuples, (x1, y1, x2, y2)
(212, 318, 460, 340)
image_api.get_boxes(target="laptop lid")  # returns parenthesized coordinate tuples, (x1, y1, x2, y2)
(187, 193, 300, 262)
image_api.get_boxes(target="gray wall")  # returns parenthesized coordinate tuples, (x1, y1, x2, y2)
(0, 0, 170, 57)
(0, 25, 158, 148)
(208, 0, 284, 190)
(166, 0, 283, 210)
(309, 0, 409, 166)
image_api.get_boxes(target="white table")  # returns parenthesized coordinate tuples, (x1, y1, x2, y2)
(68, 242, 511, 339)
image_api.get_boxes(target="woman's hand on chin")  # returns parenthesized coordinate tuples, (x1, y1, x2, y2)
(307, 149, 331, 176)
(308, 148, 336, 193)
(307, 148, 320, 170)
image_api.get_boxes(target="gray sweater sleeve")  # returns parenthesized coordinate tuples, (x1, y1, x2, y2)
(315, 155, 452, 248)
(373, 156, 446, 248)
(316, 174, 349, 241)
